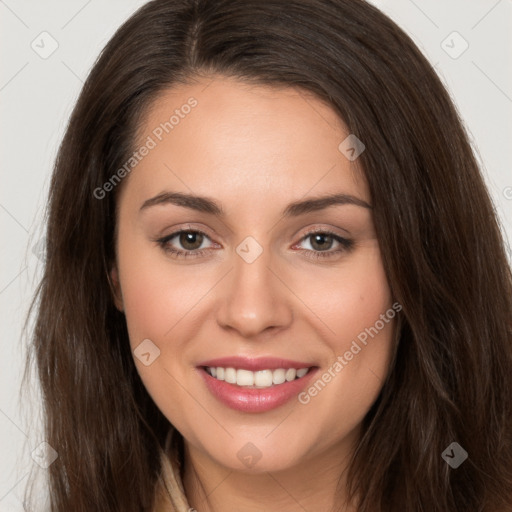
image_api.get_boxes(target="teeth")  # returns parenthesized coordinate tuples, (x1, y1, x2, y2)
(254, 370, 273, 387)
(236, 369, 254, 386)
(224, 367, 237, 384)
(296, 368, 308, 378)
(206, 366, 311, 388)
(285, 368, 296, 381)
(272, 369, 286, 385)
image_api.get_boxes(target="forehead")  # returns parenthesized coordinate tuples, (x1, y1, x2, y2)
(122, 75, 369, 211)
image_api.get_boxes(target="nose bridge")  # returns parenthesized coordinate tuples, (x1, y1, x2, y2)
(215, 235, 293, 337)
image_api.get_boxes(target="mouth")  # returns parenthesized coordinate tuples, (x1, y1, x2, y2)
(202, 365, 312, 388)
(196, 357, 318, 413)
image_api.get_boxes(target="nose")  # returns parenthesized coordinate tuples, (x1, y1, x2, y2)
(215, 245, 293, 339)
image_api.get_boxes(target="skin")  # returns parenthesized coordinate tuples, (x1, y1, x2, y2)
(111, 75, 397, 512)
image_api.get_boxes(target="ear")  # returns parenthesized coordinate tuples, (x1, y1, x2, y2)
(109, 264, 124, 312)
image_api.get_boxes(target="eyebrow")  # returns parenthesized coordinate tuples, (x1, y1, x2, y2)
(139, 191, 372, 217)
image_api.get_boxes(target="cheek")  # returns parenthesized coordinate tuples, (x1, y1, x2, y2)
(294, 243, 396, 412)
(116, 228, 212, 348)
(115, 237, 202, 421)
(296, 243, 393, 345)
(117, 253, 169, 348)
(292, 247, 396, 446)
(333, 245, 395, 379)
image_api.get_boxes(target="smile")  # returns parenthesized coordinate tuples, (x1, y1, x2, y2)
(204, 366, 311, 388)
(196, 357, 319, 413)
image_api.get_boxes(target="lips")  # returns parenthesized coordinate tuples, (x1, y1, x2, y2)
(196, 356, 318, 413)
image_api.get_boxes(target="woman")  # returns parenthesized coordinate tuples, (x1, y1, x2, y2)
(23, 0, 512, 510)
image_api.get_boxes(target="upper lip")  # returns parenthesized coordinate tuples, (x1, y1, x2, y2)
(197, 356, 316, 372)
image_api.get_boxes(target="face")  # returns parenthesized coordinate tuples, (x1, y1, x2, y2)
(111, 75, 397, 474)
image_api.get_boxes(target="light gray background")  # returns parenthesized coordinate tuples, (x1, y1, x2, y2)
(1, 0, 511, 509)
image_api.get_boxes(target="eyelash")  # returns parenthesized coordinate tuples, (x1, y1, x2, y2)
(154, 228, 354, 261)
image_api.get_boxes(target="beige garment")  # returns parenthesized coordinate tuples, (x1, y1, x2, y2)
(153, 428, 192, 512)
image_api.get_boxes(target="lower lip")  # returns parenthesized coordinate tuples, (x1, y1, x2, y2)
(198, 367, 318, 413)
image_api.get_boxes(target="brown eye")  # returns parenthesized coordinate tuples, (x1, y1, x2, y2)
(155, 229, 214, 259)
(178, 231, 205, 251)
(308, 233, 335, 251)
(294, 230, 354, 261)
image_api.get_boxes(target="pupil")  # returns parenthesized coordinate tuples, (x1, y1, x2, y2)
(312, 234, 332, 251)
(180, 232, 203, 250)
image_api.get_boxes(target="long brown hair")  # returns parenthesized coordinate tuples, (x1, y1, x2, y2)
(23, 0, 512, 510)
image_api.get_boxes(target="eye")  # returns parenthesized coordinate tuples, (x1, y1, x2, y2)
(293, 229, 354, 260)
(155, 229, 216, 259)
(154, 227, 354, 260)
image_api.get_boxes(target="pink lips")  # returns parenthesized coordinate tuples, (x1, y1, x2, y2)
(196, 356, 318, 413)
